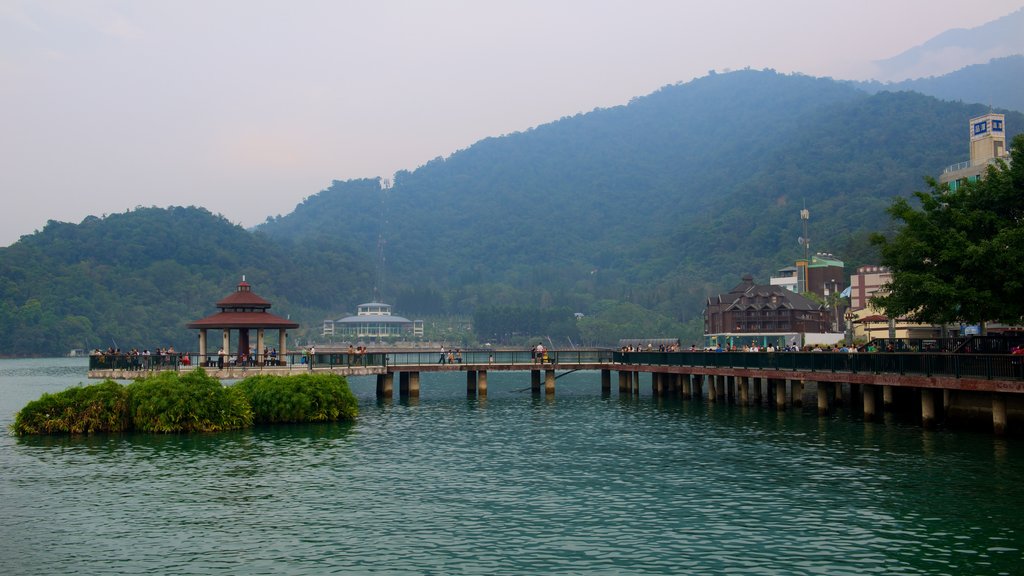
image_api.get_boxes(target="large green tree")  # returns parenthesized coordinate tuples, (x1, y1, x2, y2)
(871, 134, 1024, 330)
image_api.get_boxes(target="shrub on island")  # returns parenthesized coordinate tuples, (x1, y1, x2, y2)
(13, 379, 131, 435)
(235, 373, 359, 424)
(128, 369, 253, 433)
(11, 369, 357, 436)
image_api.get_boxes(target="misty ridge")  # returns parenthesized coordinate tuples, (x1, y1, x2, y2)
(1, 47, 1022, 354)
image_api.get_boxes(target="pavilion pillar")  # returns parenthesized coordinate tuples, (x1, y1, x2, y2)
(279, 331, 287, 360)
(198, 329, 207, 366)
(222, 329, 230, 361)
(257, 329, 265, 365)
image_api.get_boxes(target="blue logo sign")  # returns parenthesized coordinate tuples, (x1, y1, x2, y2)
(973, 121, 988, 136)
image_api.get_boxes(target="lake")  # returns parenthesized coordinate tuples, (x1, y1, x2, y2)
(1, 357, 1022, 574)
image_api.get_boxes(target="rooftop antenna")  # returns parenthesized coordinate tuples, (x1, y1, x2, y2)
(799, 204, 810, 262)
(373, 178, 391, 302)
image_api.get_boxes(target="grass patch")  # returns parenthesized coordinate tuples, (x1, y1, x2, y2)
(13, 380, 131, 435)
(235, 373, 358, 424)
(12, 369, 357, 435)
(128, 369, 252, 433)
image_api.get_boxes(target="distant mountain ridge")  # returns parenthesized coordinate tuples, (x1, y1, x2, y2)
(870, 8, 1024, 82)
(853, 55, 1024, 113)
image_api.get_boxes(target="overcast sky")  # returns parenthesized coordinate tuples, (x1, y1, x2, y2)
(2, 0, 1022, 247)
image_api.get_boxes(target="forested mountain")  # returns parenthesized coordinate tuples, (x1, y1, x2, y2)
(0, 207, 370, 355)
(260, 69, 1022, 342)
(3, 68, 1022, 354)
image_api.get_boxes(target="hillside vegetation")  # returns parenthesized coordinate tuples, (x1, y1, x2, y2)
(2, 69, 1021, 353)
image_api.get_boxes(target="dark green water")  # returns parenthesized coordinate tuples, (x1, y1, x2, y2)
(2, 358, 1023, 574)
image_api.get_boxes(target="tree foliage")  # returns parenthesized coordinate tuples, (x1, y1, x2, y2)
(871, 134, 1024, 328)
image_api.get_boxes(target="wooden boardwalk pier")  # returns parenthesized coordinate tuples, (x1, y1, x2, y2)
(88, 348, 1024, 434)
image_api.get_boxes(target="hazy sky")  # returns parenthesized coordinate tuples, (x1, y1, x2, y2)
(2, 0, 1022, 247)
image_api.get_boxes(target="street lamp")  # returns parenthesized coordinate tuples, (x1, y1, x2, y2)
(844, 310, 855, 344)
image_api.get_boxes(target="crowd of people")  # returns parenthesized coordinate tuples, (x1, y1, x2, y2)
(437, 346, 463, 364)
(90, 346, 186, 370)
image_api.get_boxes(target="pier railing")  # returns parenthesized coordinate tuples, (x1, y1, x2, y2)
(88, 348, 616, 373)
(617, 351, 1024, 381)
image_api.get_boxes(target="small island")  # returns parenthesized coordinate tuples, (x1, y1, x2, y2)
(11, 369, 358, 435)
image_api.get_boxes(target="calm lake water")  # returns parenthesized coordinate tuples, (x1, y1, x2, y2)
(2, 357, 1023, 575)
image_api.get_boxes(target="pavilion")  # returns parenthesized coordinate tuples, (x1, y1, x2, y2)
(186, 278, 299, 365)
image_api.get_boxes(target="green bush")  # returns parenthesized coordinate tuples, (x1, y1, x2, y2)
(12, 380, 130, 435)
(12, 369, 358, 435)
(128, 368, 253, 433)
(235, 373, 358, 424)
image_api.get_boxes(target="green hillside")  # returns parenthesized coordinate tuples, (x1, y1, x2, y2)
(3, 69, 1021, 354)
(0, 207, 370, 355)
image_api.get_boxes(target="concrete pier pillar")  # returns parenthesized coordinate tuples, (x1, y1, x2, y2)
(545, 370, 556, 396)
(816, 381, 829, 415)
(377, 373, 394, 398)
(863, 383, 876, 420)
(409, 372, 420, 397)
(601, 370, 611, 394)
(736, 376, 748, 405)
(694, 374, 703, 399)
(618, 371, 629, 394)
(708, 375, 718, 403)
(682, 375, 692, 399)
(400, 371, 411, 397)
(921, 389, 936, 428)
(466, 371, 477, 396)
(532, 370, 542, 394)
(633, 371, 640, 397)
(752, 377, 762, 405)
(477, 371, 486, 397)
(774, 378, 786, 410)
(833, 382, 844, 406)
(883, 385, 894, 410)
(791, 380, 804, 407)
(993, 393, 1008, 436)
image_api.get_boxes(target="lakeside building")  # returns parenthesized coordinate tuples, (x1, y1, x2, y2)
(939, 112, 1010, 190)
(322, 302, 423, 342)
(704, 274, 835, 349)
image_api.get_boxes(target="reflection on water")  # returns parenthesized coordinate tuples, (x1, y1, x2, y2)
(1, 359, 1023, 574)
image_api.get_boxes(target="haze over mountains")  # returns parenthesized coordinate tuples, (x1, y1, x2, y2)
(869, 8, 1024, 81)
(1, 9, 1023, 354)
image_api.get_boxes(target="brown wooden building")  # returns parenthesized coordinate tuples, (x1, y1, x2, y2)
(705, 274, 830, 338)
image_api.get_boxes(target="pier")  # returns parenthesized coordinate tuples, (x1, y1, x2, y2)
(88, 348, 1024, 434)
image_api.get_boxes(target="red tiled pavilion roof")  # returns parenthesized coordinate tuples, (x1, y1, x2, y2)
(186, 279, 299, 330)
(186, 310, 299, 330)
